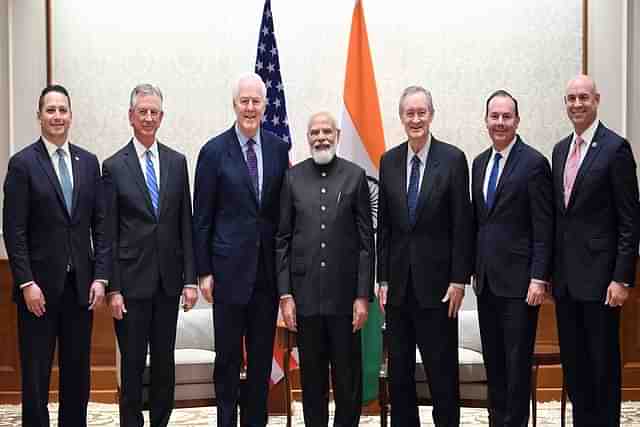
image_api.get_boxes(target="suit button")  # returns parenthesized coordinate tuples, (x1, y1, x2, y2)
(320, 261, 326, 268)
(256, 240, 260, 248)
(321, 224, 326, 230)
(321, 188, 327, 193)
(321, 242, 326, 249)
(321, 205, 326, 211)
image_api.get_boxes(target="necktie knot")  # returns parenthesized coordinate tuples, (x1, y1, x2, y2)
(575, 136, 585, 146)
(56, 148, 65, 158)
(411, 155, 421, 167)
(494, 152, 502, 162)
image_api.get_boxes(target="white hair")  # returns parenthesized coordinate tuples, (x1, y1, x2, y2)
(232, 73, 267, 100)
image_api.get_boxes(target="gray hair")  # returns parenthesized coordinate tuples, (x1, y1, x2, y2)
(398, 85, 435, 116)
(232, 73, 267, 101)
(129, 84, 164, 110)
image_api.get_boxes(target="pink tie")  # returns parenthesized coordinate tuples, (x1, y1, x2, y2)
(564, 136, 585, 207)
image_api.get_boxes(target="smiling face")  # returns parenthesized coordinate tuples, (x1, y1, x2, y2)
(129, 94, 163, 147)
(233, 78, 266, 138)
(307, 112, 338, 165)
(400, 92, 433, 150)
(565, 75, 600, 135)
(38, 91, 72, 146)
(485, 95, 519, 151)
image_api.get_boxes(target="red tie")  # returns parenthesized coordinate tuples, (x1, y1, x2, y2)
(564, 136, 585, 207)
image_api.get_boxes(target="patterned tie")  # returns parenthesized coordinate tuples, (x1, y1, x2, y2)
(145, 150, 159, 216)
(246, 139, 259, 200)
(407, 155, 421, 225)
(486, 152, 502, 210)
(56, 148, 73, 214)
(564, 136, 584, 207)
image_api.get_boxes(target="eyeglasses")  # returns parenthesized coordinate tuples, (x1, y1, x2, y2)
(133, 108, 162, 119)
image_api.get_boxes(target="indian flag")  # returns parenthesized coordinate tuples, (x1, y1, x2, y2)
(339, 0, 385, 405)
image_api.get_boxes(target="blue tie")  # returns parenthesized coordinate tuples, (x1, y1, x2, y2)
(145, 150, 159, 216)
(246, 139, 259, 201)
(407, 155, 421, 225)
(486, 152, 502, 210)
(56, 148, 73, 214)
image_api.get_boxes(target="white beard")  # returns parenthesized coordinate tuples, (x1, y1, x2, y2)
(311, 144, 337, 165)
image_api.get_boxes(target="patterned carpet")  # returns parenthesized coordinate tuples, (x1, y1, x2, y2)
(1, 402, 640, 426)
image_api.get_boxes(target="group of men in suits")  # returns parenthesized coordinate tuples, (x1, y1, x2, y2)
(376, 75, 639, 427)
(2, 72, 638, 427)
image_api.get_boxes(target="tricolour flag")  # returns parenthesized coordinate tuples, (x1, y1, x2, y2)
(253, 0, 294, 387)
(339, 0, 385, 404)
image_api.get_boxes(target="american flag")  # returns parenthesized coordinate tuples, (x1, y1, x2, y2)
(254, 0, 292, 148)
(253, 0, 298, 387)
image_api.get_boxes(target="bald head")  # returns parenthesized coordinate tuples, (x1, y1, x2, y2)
(564, 74, 600, 135)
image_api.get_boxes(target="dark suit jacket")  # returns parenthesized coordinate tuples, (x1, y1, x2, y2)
(472, 136, 553, 298)
(275, 157, 374, 316)
(552, 122, 640, 301)
(377, 137, 473, 308)
(192, 126, 289, 305)
(3, 139, 108, 305)
(102, 140, 196, 298)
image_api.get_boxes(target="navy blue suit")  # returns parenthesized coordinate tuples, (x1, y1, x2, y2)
(552, 122, 640, 426)
(3, 139, 108, 427)
(472, 136, 553, 427)
(193, 126, 289, 427)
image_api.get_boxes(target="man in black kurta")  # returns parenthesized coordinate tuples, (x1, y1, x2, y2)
(276, 112, 375, 427)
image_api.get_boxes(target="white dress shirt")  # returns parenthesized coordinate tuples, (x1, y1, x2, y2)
(406, 133, 431, 193)
(43, 137, 74, 189)
(482, 137, 517, 201)
(133, 137, 160, 191)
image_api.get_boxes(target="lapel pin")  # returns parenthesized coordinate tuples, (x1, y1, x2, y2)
(591, 142, 597, 148)
(75, 156, 80, 161)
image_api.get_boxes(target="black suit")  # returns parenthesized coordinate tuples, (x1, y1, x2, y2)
(552, 122, 640, 427)
(275, 157, 374, 427)
(471, 137, 553, 427)
(193, 127, 289, 427)
(3, 139, 108, 427)
(377, 138, 473, 427)
(103, 140, 196, 427)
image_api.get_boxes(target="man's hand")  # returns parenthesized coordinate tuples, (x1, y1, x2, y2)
(88, 281, 105, 310)
(352, 297, 369, 333)
(23, 283, 46, 317)
(377, 284, 388, 314)
(525, 281, 547, 306)
(108, 292, 127, 320)
(182, 287, 198, 311)
(280, 296, 297, 332)
(199, 275, 214, 303)
(605, 281, 630, 307)
(441, 284, 465, 318)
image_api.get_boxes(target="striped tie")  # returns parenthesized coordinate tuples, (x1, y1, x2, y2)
(56, 148, 73, 214)
(145, 150, 159, 216)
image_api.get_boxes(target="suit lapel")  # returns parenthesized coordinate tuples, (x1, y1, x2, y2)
(34, 139, 69, 218)
(474, 148, 492, 218)
(396, 144, 410, 226)
(69, 145, 83, 218)
(157, 143, 171, 218)
(123, 140, 156, 217)
(555, 135, 572, 214)
(260, 131, 274, 208)
(413, 140, 441, 225)
(567, 123, 605, 209)
(227, 129, 259, 205)
(489, 138, 523, 215)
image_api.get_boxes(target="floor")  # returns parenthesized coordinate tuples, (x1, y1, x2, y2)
(2, 401, 640, 426)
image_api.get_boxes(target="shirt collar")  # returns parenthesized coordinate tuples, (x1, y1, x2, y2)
(133, 136, 159, 159)
(42, 136, 71, 159)
(234, 123, 261, 148)
(573, 117, 599, 145)
(406, 133, 431, 166)
(491, 135, 517, 160)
